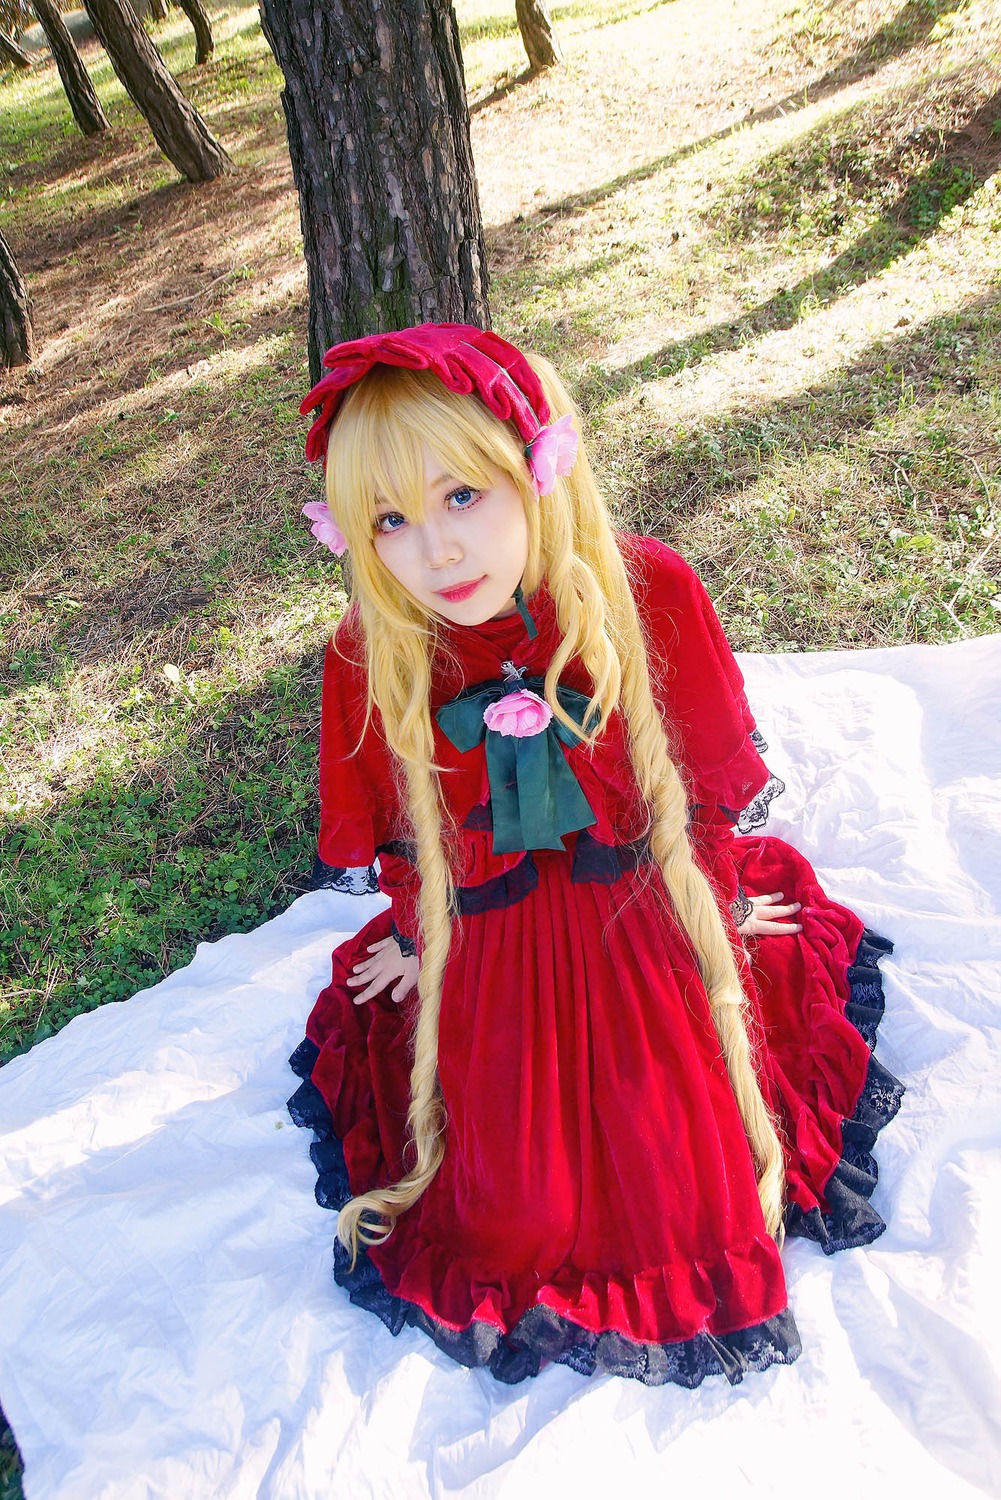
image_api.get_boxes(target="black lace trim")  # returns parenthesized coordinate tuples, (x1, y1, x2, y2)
(720, 774, 786, 834)
(730, 885, 753, 927)
(784, 930, 904, 1253)
(750, 728, 769, 753)
(308, 856, 379, 896)
(464, 802, 493, 831)
(570, 827, 649, 885)
(287, 1039, 801, 1387)
(455, 855, 540, 915)
(390, 921, 417, 958)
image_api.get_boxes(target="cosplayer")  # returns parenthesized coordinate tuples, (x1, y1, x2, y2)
(287, 323, 903, 1387)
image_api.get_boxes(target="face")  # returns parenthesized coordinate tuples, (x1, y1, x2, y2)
(371, 447, 530, 626)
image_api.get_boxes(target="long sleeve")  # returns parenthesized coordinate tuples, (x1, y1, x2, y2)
(317, 610, 422, 950)
(624, 535, 781, 918)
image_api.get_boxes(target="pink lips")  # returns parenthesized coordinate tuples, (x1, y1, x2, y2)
(436, 577, 485, 603)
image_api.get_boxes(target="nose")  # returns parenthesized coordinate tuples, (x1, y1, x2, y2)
(420, 517, 462, 569)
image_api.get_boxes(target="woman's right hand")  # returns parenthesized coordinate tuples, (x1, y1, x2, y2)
(345, 935, 420, 1005)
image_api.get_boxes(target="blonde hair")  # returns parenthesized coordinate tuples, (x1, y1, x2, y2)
(324, 357, 785, 1261)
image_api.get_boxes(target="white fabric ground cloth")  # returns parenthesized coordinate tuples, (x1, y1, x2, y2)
(1, 637, 1000, 1500)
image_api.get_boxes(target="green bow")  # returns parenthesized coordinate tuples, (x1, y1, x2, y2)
(436, 675, 597, 855)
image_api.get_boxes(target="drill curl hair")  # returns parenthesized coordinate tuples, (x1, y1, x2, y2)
(323, 356, 786, 1263)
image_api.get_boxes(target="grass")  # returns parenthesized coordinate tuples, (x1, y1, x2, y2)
(1, 0, 998, 1047)
(0, 0, 1000, 1483)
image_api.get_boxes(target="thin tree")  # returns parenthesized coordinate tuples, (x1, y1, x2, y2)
(34, 0, 110, 136)
(0, 27, 31, 66)
(259, 0, 489, 378)
(148, 0, 167, 18)
(175, 0, 212, 65)
(1, 230, 34, 368)
(516, 0, 561, 72)
(82, 0, 231, 181)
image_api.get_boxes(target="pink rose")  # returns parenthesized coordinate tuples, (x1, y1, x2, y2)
(483, 689, 553, 738)
(302, 500, 348, 556)
(526, 414, 578, 496)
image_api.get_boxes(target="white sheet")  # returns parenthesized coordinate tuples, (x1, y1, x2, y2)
(1, 637, 1000, 1500)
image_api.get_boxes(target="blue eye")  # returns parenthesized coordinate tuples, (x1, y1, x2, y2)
(375, 511, 407, 534)
(447, 486, 481, 510)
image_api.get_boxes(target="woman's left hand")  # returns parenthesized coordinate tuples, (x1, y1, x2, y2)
(736, 891, 802, 937)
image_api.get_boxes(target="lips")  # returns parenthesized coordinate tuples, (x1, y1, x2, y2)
(436, 577, 485, 603)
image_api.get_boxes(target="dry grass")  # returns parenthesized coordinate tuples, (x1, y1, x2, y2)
(0, 0, 999, 1039)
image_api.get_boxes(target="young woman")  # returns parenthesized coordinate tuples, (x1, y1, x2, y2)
(288, 323, 902, 1387)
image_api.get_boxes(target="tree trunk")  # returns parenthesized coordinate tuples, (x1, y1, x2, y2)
(259, 0, 490, 380)
(148, 0, 168, 18)
(515, 0, 561, 72)
(82, 0, 232, 181)
(0, 28, 31, 67)
(33, 0, 110, 136)
(175, 0, 212, 64)
(0, 230, 34, 369)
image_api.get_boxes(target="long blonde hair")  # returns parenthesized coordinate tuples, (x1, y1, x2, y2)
(323, 358, 785, 1261)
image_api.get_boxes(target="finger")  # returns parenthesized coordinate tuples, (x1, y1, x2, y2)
(390, 975, 416, 1003)
(367, 938, 394, 954)
(346, 964, 385, 985)
(754, 920, 803, 935)
(352, 950, 396, 975)
(352, 978, 386, 1004)
(761, 903, 801, 919)
(750, 892, 786, 907)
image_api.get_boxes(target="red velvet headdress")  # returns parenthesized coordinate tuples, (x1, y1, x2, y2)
(300, 323, 553, 464)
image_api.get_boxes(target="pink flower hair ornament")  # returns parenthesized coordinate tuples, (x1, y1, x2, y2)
(298, 324, 579, 551)
(302, 500, 348, 557)
(525, 412, 578, 496)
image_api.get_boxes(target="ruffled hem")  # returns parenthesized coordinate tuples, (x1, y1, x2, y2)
(784, 929, 904, 1252)
(287, 1043, 800, 1387)
(287, 926, 900, 1384)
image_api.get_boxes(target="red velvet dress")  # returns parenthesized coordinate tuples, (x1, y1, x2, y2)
(288, 535, 902, 1387)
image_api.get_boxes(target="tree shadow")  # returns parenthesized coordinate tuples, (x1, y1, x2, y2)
(596, 290, 1000, 538)
(469, 67, 535, 115)
(0, 0, 278, 197)
(496, 0, 970, 228)
(466, 0, 677, 112)
(606, 86, 1001, 388)
(800, 0, 970, 99)
(0, 656, 325, 1061)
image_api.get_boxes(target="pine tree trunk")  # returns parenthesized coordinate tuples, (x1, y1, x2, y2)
(175, 0, 213, 64)
(259, 0, 490, 379)
(0, 28, 31, 68)
(515, 0, 561, 72)
(34, 0, 110, 136)
(82, 0, 232, 181)
(0, 230, 34, 369)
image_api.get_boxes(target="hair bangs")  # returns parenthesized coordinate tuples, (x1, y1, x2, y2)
(326, 366, 528, 542)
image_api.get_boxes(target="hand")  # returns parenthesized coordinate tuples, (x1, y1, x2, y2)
(736, 891, 802, 937)
(345, 935, 420, 1004)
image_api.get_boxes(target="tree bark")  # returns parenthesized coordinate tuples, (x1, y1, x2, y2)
(175, 0, 213, 64)
(259, 0, 490, 380)
(148, 0, 168, 18)
(0, 28, 31, 67)
(1, 230, 34, 369)
(33, 0, 110, 136)
(515, 0, 561, 72)
(82, 0, 232, 181)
